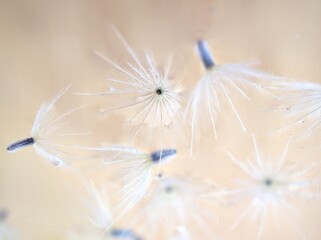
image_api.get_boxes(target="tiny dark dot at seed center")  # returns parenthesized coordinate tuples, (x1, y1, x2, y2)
(165, 186, 174, 193)
(156, 88, 163, 95)
(264, 178, 273, 186)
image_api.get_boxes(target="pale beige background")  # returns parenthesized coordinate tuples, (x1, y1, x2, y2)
(1, 0, 321, 239)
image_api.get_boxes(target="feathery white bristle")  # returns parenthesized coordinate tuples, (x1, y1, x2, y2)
(186, 41, 285, 155)
(8, 85, 87, 166)
(205, 136, 321, 240)
(86, 28, 182, 145)
(87, 146, 177, 227)
(128, 175, 217, 239)
(272, 81, 321, 139)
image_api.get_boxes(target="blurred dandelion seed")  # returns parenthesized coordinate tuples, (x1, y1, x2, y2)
(185, 40, 281, 155)
(87, 146, 177, 225)
(7, 85, 87, 166)
(79, 26, 182, 144)
(272, 81, 321, 139)
(67, 182, 143, 240)
(129, 175, 217, 239)
(205, 136, 321, 240)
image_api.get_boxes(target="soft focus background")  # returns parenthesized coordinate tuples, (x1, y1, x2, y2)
(1, 0, 321, 239)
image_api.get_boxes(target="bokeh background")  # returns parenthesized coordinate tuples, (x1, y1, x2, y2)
(1, 0, 321, 239)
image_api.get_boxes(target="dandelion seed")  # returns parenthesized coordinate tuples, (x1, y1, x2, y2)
(86, 181, 113, 229)
(84, 146, 177, 224)
(272, 81, 321, 139)
(106, 147, 176, 222)
(185, 40, 281, 154)
(67, 183, 127, 239)
(67, 182, 143, 240)
(128, 175, 217, 239)
(205, 136, 321, 240)
(80, 27, 182, 144)
(7, 85, 86, 166)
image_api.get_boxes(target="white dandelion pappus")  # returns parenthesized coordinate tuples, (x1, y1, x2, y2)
(7, 85, 86, 166)
(66, 183, 143, 240)
(272, 81, 321, 139)
(185, 40, 280, 154)
(85, 181, 113, 229)
(128, 175, 217, 239)
(88, 145, 177, 224)
(90, 185, 145, 239)
(84, 27, 181, 144)
(205, 137, 321, 240)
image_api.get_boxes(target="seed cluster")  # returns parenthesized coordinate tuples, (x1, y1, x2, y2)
(6, 31, 321, 240)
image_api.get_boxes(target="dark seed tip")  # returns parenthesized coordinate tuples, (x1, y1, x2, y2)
(150, 149, 177, 163)
(110, 228, 143, 240)
(7, 137, 35, 152)
(155, 88, 163, 95)
(197, 40, 215, 69)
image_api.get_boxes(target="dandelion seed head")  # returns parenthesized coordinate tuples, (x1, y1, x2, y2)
(131, 175, 216, 239)
(219, 137, 321, 239)
(91, 28, 182, 144)
(117, 54, 181, 129)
